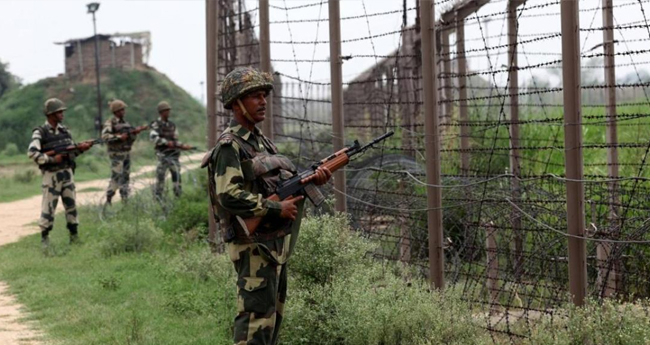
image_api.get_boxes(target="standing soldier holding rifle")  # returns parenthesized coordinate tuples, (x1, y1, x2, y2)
(102, 99, 148, 205)
(202, 67, 332, 345)
(150, 101, 193, 198)
(27, 98, 95, 247)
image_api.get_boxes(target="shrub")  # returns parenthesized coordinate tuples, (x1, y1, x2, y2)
(169, 245, 234, 283)
(160, 186, 208, 235)
(289, 212, 376, 286)
(13, 168, 36, 183)
(2, 142, 19, 156)
(98, 218, 163, 256)
(526, 298, 650, 345)
(282, 213, 492, 345)
(283, 262, 491, 345)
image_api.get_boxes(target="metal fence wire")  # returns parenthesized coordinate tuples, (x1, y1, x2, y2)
(208, 0, 650, 341)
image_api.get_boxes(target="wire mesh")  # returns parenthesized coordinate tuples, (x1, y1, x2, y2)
(214, 0, 650, 341)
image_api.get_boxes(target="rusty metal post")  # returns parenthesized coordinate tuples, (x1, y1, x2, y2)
(600, 0, 619, 296)
(259, 0, 274, 140)
(441, 30, 453, 127)
(508, 0, 524, 276)
(420, 0, 444, 289)
(560, 0, 587, 306)
(206, 0, 220, 252)
(456, 13, 470, 175)
(329, 0, 347, 213)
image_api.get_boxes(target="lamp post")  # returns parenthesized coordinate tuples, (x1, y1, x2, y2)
(87, 2, 102, 136)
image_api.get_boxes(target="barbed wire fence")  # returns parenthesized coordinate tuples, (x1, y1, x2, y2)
(206, 0, 650, 342)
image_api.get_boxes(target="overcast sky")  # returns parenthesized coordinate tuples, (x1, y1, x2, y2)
(1, 0, 649, 103)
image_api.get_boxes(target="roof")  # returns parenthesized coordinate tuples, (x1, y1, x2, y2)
(55, 31, 150, 45)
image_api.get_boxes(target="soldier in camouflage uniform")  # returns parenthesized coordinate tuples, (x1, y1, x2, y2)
(102, 100, 147, 204)
(150, 101, 192, 198)
(28, 98, 94, 247)
(202, 67, 331, 345)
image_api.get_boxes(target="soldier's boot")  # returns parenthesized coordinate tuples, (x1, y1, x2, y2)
(41, 226, 52, 249)
(68, 224, 80, 244)
(106, 194, 113, 206)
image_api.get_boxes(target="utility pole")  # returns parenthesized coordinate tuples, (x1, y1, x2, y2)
(87, 2, 102, 137)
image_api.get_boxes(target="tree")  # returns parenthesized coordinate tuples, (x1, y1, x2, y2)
(0, 60, 21, 99)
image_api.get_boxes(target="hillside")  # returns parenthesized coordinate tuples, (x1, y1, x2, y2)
(0, 68, 205, 151)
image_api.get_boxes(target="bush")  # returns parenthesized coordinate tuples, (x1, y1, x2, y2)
(283, 262, 491, 345)
(169, 245, 234, 283)
(282, 213, 492, 345)
(161, 186, 208, 235)
(98, 218, 163, 256)
(2, 142, 19, 156)
(526, 299, 650, 345)
(290, 213, 376, 286)
(13, 168, 36, 184)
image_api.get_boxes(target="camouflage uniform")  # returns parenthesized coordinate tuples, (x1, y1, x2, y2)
(28, 120, 81, 242)
(102, 116, 136, 202)
(205, 67, 303, 345)
(150, 116, 182, 197)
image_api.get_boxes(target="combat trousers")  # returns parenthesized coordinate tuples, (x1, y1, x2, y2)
(155, 153, 181, 197)
(106, 152, 131, 200)
(228, 234, 293, 345)
(39, 168, 78, 231)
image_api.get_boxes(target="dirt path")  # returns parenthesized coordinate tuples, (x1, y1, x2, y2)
(0, 153, 204, 345)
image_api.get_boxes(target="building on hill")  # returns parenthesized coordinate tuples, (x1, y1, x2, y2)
(55, 32, 151, 78)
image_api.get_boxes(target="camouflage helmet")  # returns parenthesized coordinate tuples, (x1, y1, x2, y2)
(110, 99, 127, 113)
(157, 101, 171, 113)
(221, 67, 274, 109)
(43, 98, 67, 116)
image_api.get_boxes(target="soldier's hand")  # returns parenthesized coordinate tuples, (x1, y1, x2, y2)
(167, 141, 176, 148)
(120, 133, 129, 141)
(53, 154, 65, 163)
(279, 195, 304, 220)
(181, 144, 193, 150)
(312, 166, 332, 186)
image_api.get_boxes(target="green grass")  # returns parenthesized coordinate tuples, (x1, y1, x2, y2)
(0, 178, 496, 345)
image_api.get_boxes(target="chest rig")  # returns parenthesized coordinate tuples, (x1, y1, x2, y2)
(36, 125, 75, 172)
(154, 120, 176, 150)
(206, 131, 297, 244)
(107, 118, 134, 153)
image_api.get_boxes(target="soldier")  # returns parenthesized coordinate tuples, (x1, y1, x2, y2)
(28, 98, 94, 247)
(101, 99, 147, 205)
(149, 101, 192, 198)
(203, 67, 331, 345)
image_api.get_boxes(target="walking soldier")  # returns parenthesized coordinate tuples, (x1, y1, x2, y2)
(101, 99, 147, 205)
(149, 101, 192, 198)
(28, 98, 94, 247)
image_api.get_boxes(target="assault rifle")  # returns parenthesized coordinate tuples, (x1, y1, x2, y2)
(43, 138, 104, 157)
(165, 141, 198, 151)
(124, 124, 149, 136)
(243, 131, 394, 234)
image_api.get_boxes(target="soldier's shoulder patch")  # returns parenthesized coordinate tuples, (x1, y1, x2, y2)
(218, 133, 235, 146)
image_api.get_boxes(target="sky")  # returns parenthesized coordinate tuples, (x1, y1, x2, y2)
(1, 0, 650, 103)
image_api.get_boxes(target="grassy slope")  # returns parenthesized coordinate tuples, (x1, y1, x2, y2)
(0, 68, 206, 202)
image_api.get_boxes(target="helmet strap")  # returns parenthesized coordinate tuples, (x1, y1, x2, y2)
(236, 99, 256, 123)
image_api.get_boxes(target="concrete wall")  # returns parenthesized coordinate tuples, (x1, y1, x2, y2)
(64, 38, 143, 77)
